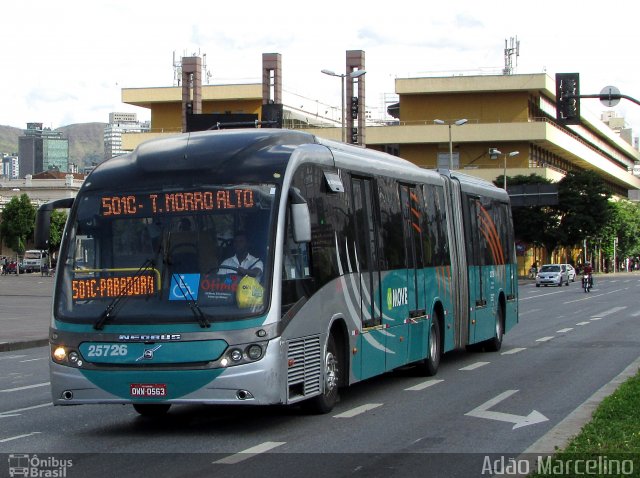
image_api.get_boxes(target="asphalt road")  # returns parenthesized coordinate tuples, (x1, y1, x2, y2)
(0, 272, 639, 477)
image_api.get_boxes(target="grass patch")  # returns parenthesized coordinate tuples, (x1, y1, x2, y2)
(529, 369, 640, 477)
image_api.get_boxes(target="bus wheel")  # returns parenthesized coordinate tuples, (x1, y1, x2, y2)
(133, 403, 171, 417)
(304, 334, 340, 414)
(485, 307, 504, 352)
(417, 319, 441, 376)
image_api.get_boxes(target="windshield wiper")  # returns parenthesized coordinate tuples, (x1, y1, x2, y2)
(171, 273, 211, 328)
(93, 257, 156, 330)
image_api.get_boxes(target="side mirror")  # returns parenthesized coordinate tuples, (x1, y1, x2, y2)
(35, 198, 74, 249)
(288, 188, 311, 243)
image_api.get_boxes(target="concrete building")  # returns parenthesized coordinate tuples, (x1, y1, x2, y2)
(0, 171, 84, 257)
(104, 112, 151, 160)
(118, 60, 640, 199)
(1, 154, 19, 179)
(18, 123, 69, 178)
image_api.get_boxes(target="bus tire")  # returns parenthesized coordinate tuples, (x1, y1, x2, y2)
(416, 318, 441, 376)
(304, 334, 340, 414)
(133, 403, 171, 417)
(485, 306, 504, 352)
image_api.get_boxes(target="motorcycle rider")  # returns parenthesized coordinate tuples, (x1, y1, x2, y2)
(582, 261, 594, 287)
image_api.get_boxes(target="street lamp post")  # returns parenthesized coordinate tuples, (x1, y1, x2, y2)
(434, 118, 467, 169)
(321, 68, 366, 143)
(503, 151, 519, 189)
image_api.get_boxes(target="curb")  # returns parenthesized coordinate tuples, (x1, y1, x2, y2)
(0, 339, 49, 353)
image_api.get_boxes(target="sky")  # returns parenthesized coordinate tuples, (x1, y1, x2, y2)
(3, 0, 640, 138)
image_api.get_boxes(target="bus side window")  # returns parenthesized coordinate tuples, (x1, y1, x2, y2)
(283, 226, 310, 280)
(281, 212, 314, 313)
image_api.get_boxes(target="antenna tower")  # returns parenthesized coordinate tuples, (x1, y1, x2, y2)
(173, 50, 211, 86)
(503, 37, 520, 75)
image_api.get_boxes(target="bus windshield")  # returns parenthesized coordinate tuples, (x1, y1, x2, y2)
(55, 184, 277, 325)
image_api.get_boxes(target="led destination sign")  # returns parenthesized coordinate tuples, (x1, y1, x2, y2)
(101, 189, 256, 217)
(72, 274, 156, 300)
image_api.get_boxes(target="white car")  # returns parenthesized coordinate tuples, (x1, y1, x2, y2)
(535, 264, 570, 287)
(562, 263, 576, 282)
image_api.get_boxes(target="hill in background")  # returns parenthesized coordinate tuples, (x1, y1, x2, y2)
(0, 123, 106, 170)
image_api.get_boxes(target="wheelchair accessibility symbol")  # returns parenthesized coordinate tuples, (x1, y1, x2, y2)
(169, 274, 200, 301)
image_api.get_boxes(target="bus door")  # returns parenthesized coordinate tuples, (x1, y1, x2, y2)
(399, 184, 426, 365)
(351, 176, 385, 379)
(464, 196, 489, 343)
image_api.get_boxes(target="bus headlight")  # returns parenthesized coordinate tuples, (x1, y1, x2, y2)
(247, 344, 263, 360)
(53, 347, 67, 361)
(230, 349, 243, 362)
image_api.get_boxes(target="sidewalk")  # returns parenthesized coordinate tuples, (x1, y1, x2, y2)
(0, 272, 53, 352)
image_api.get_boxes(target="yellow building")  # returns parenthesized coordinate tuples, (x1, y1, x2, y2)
(122, 72, 640, 198)
(120, 69, 640, 274)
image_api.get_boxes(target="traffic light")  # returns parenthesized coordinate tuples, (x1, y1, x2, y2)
(555, 73, 580, 125)
(351, 127, 358, 144)
(350, 96, 359, 119)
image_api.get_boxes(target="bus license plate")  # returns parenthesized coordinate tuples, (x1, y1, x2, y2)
(130, 383, 167, 397)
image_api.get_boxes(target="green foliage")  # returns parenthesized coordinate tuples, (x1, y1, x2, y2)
(504, 174, 562, 257)
(0, 194, 36, 254)
(557, 170, 611, 248)
(600, 201, 640, 260)
(48, 210, 68, 253)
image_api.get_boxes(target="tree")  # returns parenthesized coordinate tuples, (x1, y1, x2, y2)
(48, 210, 67, 255)
(601, 200, 640, 266)
(0, 194, 36, 255)
(498, 174, 562, 260)
(557, 170, 611, 251)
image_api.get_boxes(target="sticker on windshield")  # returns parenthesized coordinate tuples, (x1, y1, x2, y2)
(169, 274, 200, 301)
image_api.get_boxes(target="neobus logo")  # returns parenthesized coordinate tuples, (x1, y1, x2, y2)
(118, 334, 181, 341)
(387, 287, 408, 309)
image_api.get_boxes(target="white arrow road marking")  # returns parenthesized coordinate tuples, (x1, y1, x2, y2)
(465, 389, 548, 430)
(213, 441, 286, 464)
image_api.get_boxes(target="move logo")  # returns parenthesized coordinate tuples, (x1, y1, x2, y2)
(387, 287, 408, 309)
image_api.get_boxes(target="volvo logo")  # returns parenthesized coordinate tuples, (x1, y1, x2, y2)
(136, 344, 162, 362)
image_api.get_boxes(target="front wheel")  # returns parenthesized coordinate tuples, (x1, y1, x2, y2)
(304, 334, 340, 414)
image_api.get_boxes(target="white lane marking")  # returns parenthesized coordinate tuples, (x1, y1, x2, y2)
(556, 328, 574, 333)
(459, 361, 490, 371)
(333, 403, 383, 418)
(465, 390, 548, 430)
(0, 403, 51, 418)
(501, 347, 526, 355)
(213, 442, 286, 464)
(576, 321, 590, 326)
(0, 432, 41, 443)
(0, 382, 50, 393)
(0, 355, 26, 360)
(536, 336, 554, 342)
(631, 310, 640, 318)
(19, 357, 48, 363)
(405, 379, 444, 391)
(590, 317, 603, 321)
(595, 306, 626, 317)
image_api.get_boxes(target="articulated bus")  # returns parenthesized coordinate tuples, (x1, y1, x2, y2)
(36, 129, 518, 416)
